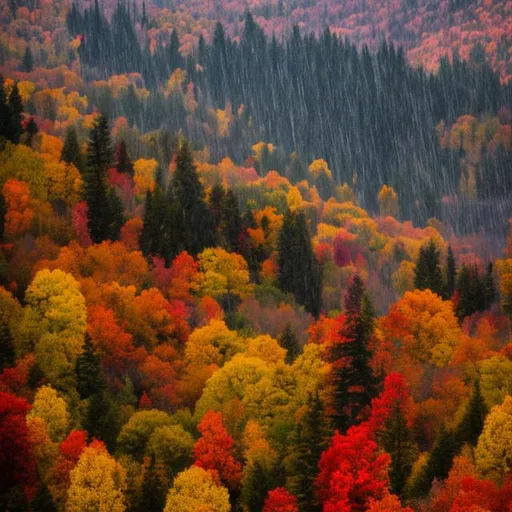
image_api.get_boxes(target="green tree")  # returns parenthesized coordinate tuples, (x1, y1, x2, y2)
(414, 240, 445, 297)
(278, 211, 322, 317)
(220, 189, 242, 252)
(278, 324, 301, 364)
(446, 245, 456, 297)
(8, 83, 23, 144)
(330, 275, 378, 432)
(22, 47, 33, 72)
(61, 126, 84, 172)
(75, 334, 103, 399)
(455, 379, 487, 448)
(115, 140, 134, 176)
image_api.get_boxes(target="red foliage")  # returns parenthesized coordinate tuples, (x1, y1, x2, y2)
(0, 392, 37, 499)
(315, 423, 390, 512)
(263, 488, 299, 512)
(193, 410, 242, 490)
(139, 391, 152, 409)
(59, 430, 87, 462)
(0, 355, 36, 395)
(71, 201, 92, 247)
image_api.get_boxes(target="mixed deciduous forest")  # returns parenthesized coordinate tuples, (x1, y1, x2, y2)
(0, 0, 512, 511)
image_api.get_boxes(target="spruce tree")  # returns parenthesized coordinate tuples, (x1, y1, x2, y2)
(285, 392, 332, 511)
(446, 245, 456, 297)
(278, 210, 322, 317)
(414, 240, 445, 297)
(171, 139, 216, 256)
(22, 47, 33, 72)
(242, 460, 282, 512)
(138, 456, 169, 512)
(220, 189, 242, 252)
(209, 182, 225, 230)
(75, 334, 103, 399)
(8, 83, 23, 144)
(455, 379, 487, 447)
(379, 405, 418, 496)
(0, 75, 10, 140)
(0, 322, 15, 372)
(330, 275, 379, 432)
(61, 126, 84, 172)
(115, 140, 134, 176)
(278, 324, 301, 364)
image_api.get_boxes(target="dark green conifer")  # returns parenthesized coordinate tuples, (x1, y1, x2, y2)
(414, 240, 445, 297)
(446, 245, 456, 298)
(61, 126, 84, 172)
(220, 189, 242, 252)
(22, 47, 33, 73)
(75, 334, 103, 399)
(115, 140, 134, 176)
(0, 321, 15, 372)
(278, 324, 301, 364)
(455, 379, 487, 447)
(8, 83, 23, 144)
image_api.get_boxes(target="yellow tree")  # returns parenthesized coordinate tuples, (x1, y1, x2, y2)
(66, 441, 127, 512)
(133, 158, 157, 201)
(378, 185, 399, 218)
(496, 259, 512, 319)
(163, 466, 231, 512)
(28, 385, 70, 442)
(475, 395, 512, 482)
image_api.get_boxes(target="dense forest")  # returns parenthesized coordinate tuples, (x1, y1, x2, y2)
(1, 0, 512, 511)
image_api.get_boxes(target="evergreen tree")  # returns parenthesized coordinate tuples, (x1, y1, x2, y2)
(278, 211, 322, 317)
(22, 47, 33, 72)
(0, 321, 15, 372)
(379, 405, 418, 496)
(446, 245, 456, 297)
(0, 75, 10, 140)
(171, 139, 216, 256)
(242, 460, 282, 512)
(414, 240, 445, 297)
(84, 114, 122, 242)
(209, 182, 225, 230)
(31, 483, 57, 512)
(75, 334, 103, 399)
(25, 116, 38, 145)
(483, 262, 496, 309)
(8, 83, 23, 144)
(115, 140, 134, 176)
(278, 324, 301, 364)
(220, 189, 242, 252)
(84, 391, 121, 451)
(455, 379, 487, 448)
(138, 456, 169, 512)
(285, 392, 332, 511)
(330, 275, 378, 432)
(61, 126, 84, 172)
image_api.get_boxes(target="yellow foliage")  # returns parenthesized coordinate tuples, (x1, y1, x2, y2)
(246, 335, 286, 366)
(133, 158, 157, 200)
(29, 385, 69, 442)
(378, 184, 399, 218)
(308, 158, 332, 180)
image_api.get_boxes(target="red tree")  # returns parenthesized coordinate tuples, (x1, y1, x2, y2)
(263, 488, 299, 512)
(315, 423, 390, 512)
(193, 410, 242, 490)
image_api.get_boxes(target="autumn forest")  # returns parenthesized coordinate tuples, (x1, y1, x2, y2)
(1, 0, 512, 511)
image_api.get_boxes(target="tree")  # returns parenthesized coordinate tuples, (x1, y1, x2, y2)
(316, 423, 391, 512)
(115, 140, 134, 176)
(475, 395, 512, 482)
(278, 210, 322, 317)
(66, 440, 126, 512)
(75, 334, 104, 399)
(278, 324, 301, 364)
(171, 139, 216, 256)
(7, 83, 23, 144)
(454, 379, 487, 448)
(61, 126, 84, 173)
(0, 392, 37, 509)
(414, 240, 445, 297)
(263, 488, 299, 512)
(220, 189, 243, 252)
(446, 245, 457, 298)
(284, 392, 332, 511)
(29, 385, 69, 442)
(22, 46, 34, 72)
(193, 410, 242, 491)
(85, 114, 123, 243)
(330, 275, 378, 432)
(378, 185, 399, 218)
(163, 466, 230, 512)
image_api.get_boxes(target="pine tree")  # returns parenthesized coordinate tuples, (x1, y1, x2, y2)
(455, 379, 487, 448)
(330, 275, 379, 432)
(379, 405, 418, 496)
(220, 189, 242, 252)
(446, 245, 456, 298)
(8, 83, 23, 144)
(115, 140, 134, 176)
(278, 211, 322, 317)
(22, 47, 33, 73)
(75, 334, 104, 399)
(278, 324, 301, 364)
(138, 456, 169, 512)
(0, 322, 15, 372)
(0, 75, 10, 140)
(285, 392, 332, 511)
(61, 126, 84, 172)
(84, 114, 122, 242)
(483, 262, 496, 309)
(171, 139, 216, 256)
(414, 240, 445, 297)
(209, 182, 225, 230)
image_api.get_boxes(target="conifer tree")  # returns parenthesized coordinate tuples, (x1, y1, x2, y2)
(242, 460, 282, 512)
(139, 455, 169, 512)
(8, 83, 23, 144)
(446, 245, 456, 297)
(278, 324, 301, 364)
(220, 189, 242, 252)
(0, 321, 15, 372)
(22, 47, 33, 73)
(209, 183, 225, 231)
(278, 211, 322, 317)
(115, 140, 134, 176)
(483, 262, 496, 309)
(75, 334, 103, 399)
(285, 392, 332, 511)
(330, 275, 378, 432)
(0, 75, 10, 140)
(379, 405, 418, 496)
(61, 126, 84, 172)
(455, 379, 487, 448)
(414, 240, 445, 297)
